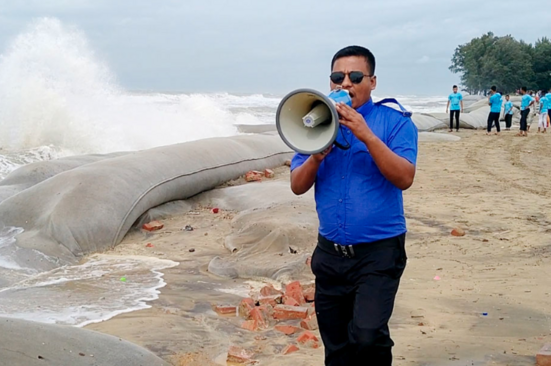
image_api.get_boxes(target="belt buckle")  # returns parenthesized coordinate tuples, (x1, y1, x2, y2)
(333, 243, 355, 258)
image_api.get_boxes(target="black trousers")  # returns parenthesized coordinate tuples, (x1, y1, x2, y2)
(449, 110, 460, 130)
(312, 234, 407, 366)
(487, 112, 501, 132)
(520, 109, 530, 131)
(505, 114, 513, 129)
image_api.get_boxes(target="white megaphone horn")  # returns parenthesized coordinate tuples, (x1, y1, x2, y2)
(276, 88, 352, 155)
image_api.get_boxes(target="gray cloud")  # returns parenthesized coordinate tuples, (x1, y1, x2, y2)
(0, 0, 549, 96)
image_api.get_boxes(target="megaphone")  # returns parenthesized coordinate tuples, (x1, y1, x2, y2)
(276, 88, 352, 155)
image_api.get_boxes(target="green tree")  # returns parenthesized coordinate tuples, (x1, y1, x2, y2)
(449, 32, 547, 94)
(533, 37, 551, 92)
(449, 32, 497, 94)
(480, 35, 534, 93)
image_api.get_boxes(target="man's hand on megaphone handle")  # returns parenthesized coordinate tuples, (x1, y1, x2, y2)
(312, 146, 333, 162)
(335, 102, 371, 142)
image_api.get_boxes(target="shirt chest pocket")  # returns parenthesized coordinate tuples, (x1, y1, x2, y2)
(350, 143, 376, 177)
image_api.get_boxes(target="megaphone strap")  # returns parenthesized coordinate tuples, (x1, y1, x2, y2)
(332, 126, 351, 150)
(375, 98, 412, 117)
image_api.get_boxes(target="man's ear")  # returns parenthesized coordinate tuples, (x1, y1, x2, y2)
(370, 76, 377, 91)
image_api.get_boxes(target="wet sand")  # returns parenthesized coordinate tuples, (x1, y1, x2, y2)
(86, 130, 551, 365)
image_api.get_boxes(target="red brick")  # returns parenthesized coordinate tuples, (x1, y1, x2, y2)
(245, 171, 263, 182)
(285, 281, 306, 305)
(241, 320, 258, 332)
(264, 169, 275, 178)
(142, 220, 164, 231)
(260, 284, 283, 297)
(211, 207, 219, 214)
(537, 343, 551, 366)
(274, 325, 301, 335)
(258, 295, 282, 307)
(238, 298, 255, 319)
(283, 296, 300, 307)
(300, 313, 318, 331)
(227, 346, 254, 363)
(451, 227, 465, 237)
(282, 344, 300, 355)
(273, 305, 309, 320)
(297, 331, 320, 349)
(250, 305, 273, 329)
(303, 287, 315, 302)
(214, 305, 237, 316)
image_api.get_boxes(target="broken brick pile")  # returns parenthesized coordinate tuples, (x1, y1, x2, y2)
(213, 281, 320, 362)
(244, 169, 275, 182)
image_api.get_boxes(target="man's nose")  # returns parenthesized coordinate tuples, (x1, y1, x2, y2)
(341, 74, 353, 88)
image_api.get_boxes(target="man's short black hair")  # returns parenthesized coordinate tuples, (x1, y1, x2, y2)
(491, 86, 497, 91)
(453, 85, 458, 88)
(331, 46, 376, 76)
(506, 94, 509, 97)
(521, 86, 527, 92)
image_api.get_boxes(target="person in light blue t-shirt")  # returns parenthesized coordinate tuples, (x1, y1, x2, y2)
(546, 88, 551, 130)
(503, 95, 514, 130)
(446, 85, 463, 132)
(487, 86, 502, 135)
(538, 89, 549, 133)
(519, 86, 535, 136)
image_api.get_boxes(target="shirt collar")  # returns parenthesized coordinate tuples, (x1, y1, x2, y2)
(356, 98, 374, 116)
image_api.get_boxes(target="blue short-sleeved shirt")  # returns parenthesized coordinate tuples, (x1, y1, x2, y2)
(448, 92, 463, 111)
(541, 95, 550, 114)
(521, 95, 534, 110)
(291, 99, 418, 245)
(489, 93, 502, 113)
(504, 101, 514, 115)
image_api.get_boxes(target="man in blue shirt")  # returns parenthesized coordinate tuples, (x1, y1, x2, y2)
(519, 86, 535, 137)
(291, 45, 418, 366)
(504, 95, 514, 130)
(446, 85, 463, 132)
(487, 86, 503, 135)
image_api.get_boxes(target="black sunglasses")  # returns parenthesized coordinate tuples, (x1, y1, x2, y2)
(330, 71, 371, 85)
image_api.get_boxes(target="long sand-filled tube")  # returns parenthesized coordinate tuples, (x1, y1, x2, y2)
(0, 135, 293, 269)
(0, 152, 129, 203)
(0, 317, 168, 366)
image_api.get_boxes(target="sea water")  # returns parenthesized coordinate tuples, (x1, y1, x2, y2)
(0, 18, 447, 326)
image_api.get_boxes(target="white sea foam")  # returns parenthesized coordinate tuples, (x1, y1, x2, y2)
(0, 254, 178, 327)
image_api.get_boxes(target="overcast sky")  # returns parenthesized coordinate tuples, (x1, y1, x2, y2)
(0, 0, 549, 96)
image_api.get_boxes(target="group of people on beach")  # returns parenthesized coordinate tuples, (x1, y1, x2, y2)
(446, 85, 551, 136)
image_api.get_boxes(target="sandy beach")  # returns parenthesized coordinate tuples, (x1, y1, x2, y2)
(80, 129, 551, 366)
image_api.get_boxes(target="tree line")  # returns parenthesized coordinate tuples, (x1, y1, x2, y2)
(449, 32, 551, 95)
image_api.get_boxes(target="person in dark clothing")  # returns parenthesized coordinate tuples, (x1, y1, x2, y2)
(290, 45, 418, 366)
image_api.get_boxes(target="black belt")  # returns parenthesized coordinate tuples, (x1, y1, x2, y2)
(317, 233, 403, 259)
